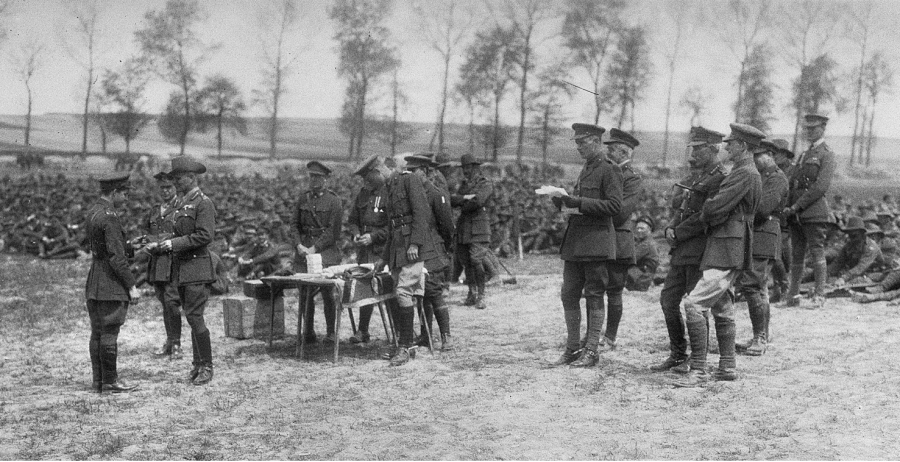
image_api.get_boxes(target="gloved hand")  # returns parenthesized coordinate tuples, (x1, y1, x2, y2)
(560, 195, 581, 208)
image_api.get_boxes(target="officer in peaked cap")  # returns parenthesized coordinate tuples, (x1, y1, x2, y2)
(599, 128, 642, 353)
(85, 171, 139, 393)
(146, 169, 183, 360)
(761, 138, 795, 304)
(672, 122, 761, 387)
(292, 159, 342, 344)
(347, 154, 390, 345)
(783, 113, 837, 309)
(157, 155, 217, 385)
(451, 152, 494, 311)
(550, 122, 622, 368)
(651, 125, 727, 374)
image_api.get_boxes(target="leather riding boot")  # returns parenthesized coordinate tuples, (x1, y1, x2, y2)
(434, 306, 451, 338)
(684, 307, 708, 372)
(812, 248, 828, 299)
(661, 302, 688, 361)
(89, 338, 102, 388)
(605, 299, 623, 344)
(787, 263, 804, 306)
(714, 317, 737, 381)
(396, 305, 416, 348)
(464, 285, 477, 306)
(189, 331, 201, 382)
(582, 297, 605, 353)
(101, 344, 137, 393)
(563, 306, 582, 352)
(193, 330, 214, 385)
(475, 283, 487, 310)
(357, 304, 374, 335)
(738, 292, 766, 352)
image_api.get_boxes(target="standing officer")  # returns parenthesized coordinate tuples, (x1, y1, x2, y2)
(450, 154, 494, 310)
(156, 156, 217, 386)
(146, 171, 182, 359)
(650, 126, 727, 373)
(375, 156, 440, 366)
(347, 154, 389, 344)
(768, 139, 794, 303)
(551, 123, 623, 368)
(291, 161, 343, 342)
(736, 139, 788, 356)
(407, 154, 455, 351)
(85, 172, 140, 393)
(673, 123, 762, 387)
(783, 114, 836, 308)
(601, 128, 642, 352)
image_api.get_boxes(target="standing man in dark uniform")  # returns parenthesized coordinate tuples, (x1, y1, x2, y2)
(783, 114, 836, 309)
(601, 128, 642, 351)
(673, 123, 762, 387)
(85, 172, 139, 393)
(146, 171, 182, 359)
(650, 127, 727, 373)
(375, 157, 440, 366)
(551, 123, 623, 368)
(291, 161, 343, 342)
(156, 156, 217, 386)
(768, 139, 794, 303)
(450, 154, 494, 310)
(347, 154, 389, 344)
(407, 154, 455, 350)
(736, 139, 788, 356)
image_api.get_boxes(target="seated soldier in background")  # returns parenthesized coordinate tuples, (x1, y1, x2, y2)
(237, 226, 291, 279)
(827, 216, 884, 286)
(626, 215, 659, 292)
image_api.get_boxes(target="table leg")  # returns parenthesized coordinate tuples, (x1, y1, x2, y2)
(416, 296, 434, 354)
(267, 282, 275, 348)
(333, 283, 341, 363)
(377, 301, 392, 344)
(297, 286, 306, 358)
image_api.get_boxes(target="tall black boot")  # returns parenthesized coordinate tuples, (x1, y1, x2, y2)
(434, 305, 452, 351)
(193, 330, 214, 386)
(672, 308, 710, 387)
(475, 283, 487, 310)
(742, 292, 768, 356)
(571, 298, 604, 367)
(101, 344, 137, 393)
(552, 306, 582, 366)
(714, 316, 737, 381)
(89, 338, 102, 392)
(390, 305, 416, 366)
(189, 331, 201, 382)
(605, 290, 623, 347)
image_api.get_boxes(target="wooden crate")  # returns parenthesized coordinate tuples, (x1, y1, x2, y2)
(222, 295, 285, 340)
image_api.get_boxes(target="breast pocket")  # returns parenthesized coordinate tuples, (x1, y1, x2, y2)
(802, 157, 821, 181)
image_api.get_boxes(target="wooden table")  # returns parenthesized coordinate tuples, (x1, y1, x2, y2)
(260, 274, 396, 362)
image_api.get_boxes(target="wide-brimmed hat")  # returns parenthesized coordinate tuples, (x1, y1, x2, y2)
(866, 222, 885, 236)
(841, 216, 866, 233)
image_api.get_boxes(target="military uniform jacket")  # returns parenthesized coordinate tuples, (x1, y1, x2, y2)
(559, 155, 623, 261)
(381, 171, 440, 269)
(171, 187, 217, 286)
(85, 197, 135, 301)
(423, 173, 454, 272)
(145, 196, 178, 284)
(829, 237, 883, 279)
(633, 236, 660, 275)
(788, 140, 836, 224)
(348, 184, 388, 264)
(612, 162, 642, 264)
(451, 174, 493, 244)
(751, 165, 789, 260)
(669, 163, 727, 266)
(699, 157, 761, 270)
(291, 188, 343, 266)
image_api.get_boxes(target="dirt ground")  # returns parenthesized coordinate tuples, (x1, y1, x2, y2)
(1, 253, 899, 460)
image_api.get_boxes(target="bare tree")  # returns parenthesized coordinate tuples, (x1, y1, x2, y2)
(560, 0, 625, 124)
(135, 0, 218, 155)
(254, 0, 304, 159)
(9, 38, 46, 147)
(846, 0, 875, 165)
(527, 64, 574, 173)
(862, 52, 893, 166)
(488, 0, 556, 163)
(713, 0, 772, 120)
(775, 0, 841, 151)
(195, 74, 248, 158)
(679, 86, 710, 127)
(59, 0, 105, 157)
(412, 0, 477, 154)
(654, 1, 692, 167)
(602, 26, 652, 130)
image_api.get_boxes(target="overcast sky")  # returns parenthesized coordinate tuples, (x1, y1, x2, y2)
(1, 0, 899, 138)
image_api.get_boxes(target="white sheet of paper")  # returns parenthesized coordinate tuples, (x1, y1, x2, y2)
(534, 185, 569, 197)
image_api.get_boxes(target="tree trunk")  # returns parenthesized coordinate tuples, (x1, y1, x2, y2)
(24, 83, 32, 147)
(865, 101, 876, 166)
(662, 63, 675, 167)
(125, 135, 131, 154)
(851, 32, 868, 167)
(541, 105, 549, 174)
(492, 92, 501, 162)
(467, 103, 475, 155)
(217, 107, 224, 158)
(180, 77, 190, 156)
(82, 66, 92, 157)
(100, 126, 107, 154)
(735, 59, 746, 120)
(391, 73, 399, 156)
(438, 51, 451, 154)
(516, 30, 532, 164)
(356, 77, 368, 160)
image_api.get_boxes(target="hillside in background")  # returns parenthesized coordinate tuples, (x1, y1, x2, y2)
(0, 113, 896, 175)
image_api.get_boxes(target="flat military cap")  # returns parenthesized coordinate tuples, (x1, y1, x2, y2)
(770, 138, 794, 158)
(861, 209, 879, 224)
(603, 128, 640, 148)
(460, 153, 482, 167)
(866, 222, 884, 236)
(97, 172, 131, 193)
(170, 156, 207, 174)
(153, 170, 173, 182)
(636, 215, 655, 231)
(405, 154, 435, 169)
(306, 160, 332, 176)
(434, 152, 451, 166)
(687, 126, 725, 147)
(571, 123, 606, 140)
(841, 216, 866, 233)
(803, 114, 829, 127)
(353, 154, 380, 176)
(723, 123, 766, 147)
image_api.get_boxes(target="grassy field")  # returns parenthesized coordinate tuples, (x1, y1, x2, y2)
(1, 254, 899, 459)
